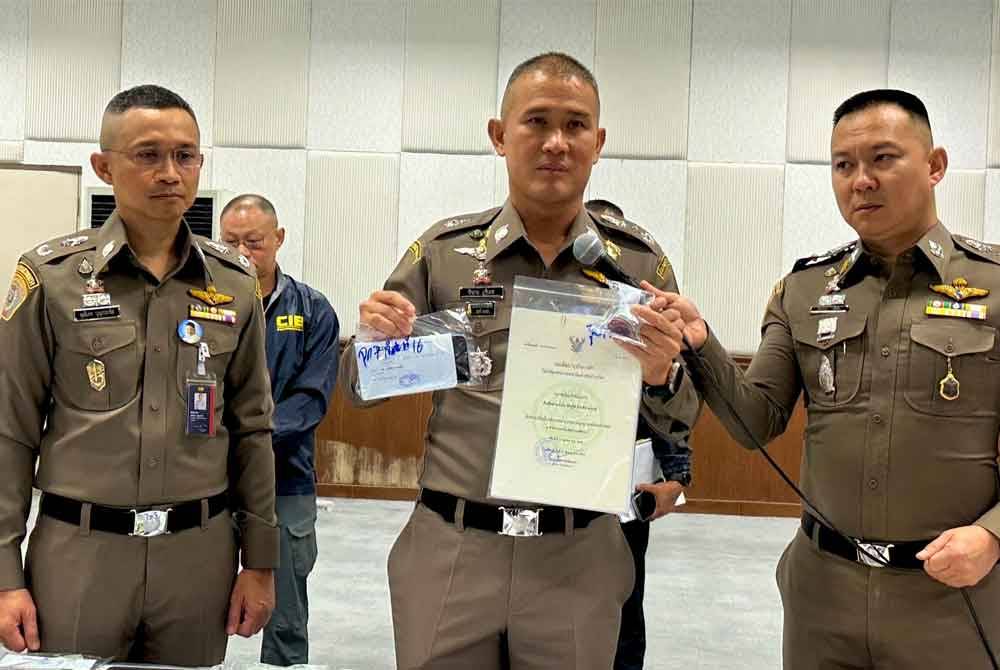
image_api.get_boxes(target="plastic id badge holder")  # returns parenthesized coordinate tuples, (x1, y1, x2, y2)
(185, 342, 217, 436)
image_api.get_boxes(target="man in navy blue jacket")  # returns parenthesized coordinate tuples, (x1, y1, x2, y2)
(221, 194, 340, 666)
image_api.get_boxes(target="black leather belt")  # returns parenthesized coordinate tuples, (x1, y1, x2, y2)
(41, 492, 228, 537)
(421, 489, 604, 536)
(802, 512, 926, 570)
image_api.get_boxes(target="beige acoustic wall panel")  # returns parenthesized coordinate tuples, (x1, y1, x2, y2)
(889, 0, 992, 169)
(688, 0, 791, 164)
(685, 164, 784, 354)
(781, 164, 854, 274)
(986, 170, 1000, 241)
(213, 148, 307, 277)
(0, 0, 28, 141)
(304, 152, 400, 335)
(26, 0, 122, 142)
(0, 166, 80, 277)
(595, 0, 691, 159)
(988, 0, 1000, 167)
(588, 158, 688, 287)
(934, 169, 985, 241)
(397, 153, 496, 259)
(24, 140, 102, 228)
(402, 0, 499, 154)
(215, 0, 310, 148)
(786, 0, 890, 163)
(121, 0, 217, 147)
(309, 0, 405, 153)
(496, 0, 595, 114)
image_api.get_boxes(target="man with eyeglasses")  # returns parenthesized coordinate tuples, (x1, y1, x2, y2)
(220, 194, 340, 666)
(0, 84, 278, 665)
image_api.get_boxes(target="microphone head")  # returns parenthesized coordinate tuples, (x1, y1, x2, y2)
(572, 229, 606, 267)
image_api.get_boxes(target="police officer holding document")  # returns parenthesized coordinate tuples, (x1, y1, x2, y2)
(664, 89, 1000, 668)
(0, 84, 277, 665)
(339, 52, 699, 669)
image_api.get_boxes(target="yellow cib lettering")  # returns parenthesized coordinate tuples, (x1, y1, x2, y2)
(276, 314, 305, 332)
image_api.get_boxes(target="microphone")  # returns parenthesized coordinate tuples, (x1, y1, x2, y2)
(572, 229, 642, 288)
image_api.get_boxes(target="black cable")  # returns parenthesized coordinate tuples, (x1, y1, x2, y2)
(681, 333, 1000, 670)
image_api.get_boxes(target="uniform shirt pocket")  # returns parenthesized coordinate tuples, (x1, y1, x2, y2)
(904, 320, 999, 417)
(55, 322, 139, 411)
(174, 327, 240, 407)
(789, 314, 867, 408)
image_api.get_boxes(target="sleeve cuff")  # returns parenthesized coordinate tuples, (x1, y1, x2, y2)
(236, 514, 280, 569)
(0, 547, 25, 591)
(975, 505, 1000, 541)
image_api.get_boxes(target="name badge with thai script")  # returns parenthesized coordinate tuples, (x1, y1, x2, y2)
(459, 286, 505, 301)
(466, 301, 497, 318)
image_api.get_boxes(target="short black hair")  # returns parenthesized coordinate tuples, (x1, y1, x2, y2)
(501, 52, 600, 117)
(585, 198, 624, 219)
(221, 194, 278, 222)
(100, 84, 198, 149)
(833, 89, 932, 139)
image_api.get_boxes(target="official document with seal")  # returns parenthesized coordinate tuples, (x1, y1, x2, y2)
(489, 277, 643, 514)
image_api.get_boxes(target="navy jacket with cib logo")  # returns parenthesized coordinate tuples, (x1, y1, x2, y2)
(264, 268, 340, 496)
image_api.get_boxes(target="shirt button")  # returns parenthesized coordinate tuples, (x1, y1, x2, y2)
(881, 346, 890, 357)
(150, 403, 159, 412)
(886, 290, 897, 299)
(873, 414, 882, 424)
(868, 478, 879, 490)
(153, 344, 162, 353)
(945, 344, 955, 354)
(91, 337, 104, 351)
(148, 458, 159, 468)
(473, 321, 484, 334)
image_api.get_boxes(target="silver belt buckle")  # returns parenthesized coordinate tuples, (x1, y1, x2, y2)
(499, 507, 542, 537)
(130, 509, 171, 537)
(856, 541, 893, 567)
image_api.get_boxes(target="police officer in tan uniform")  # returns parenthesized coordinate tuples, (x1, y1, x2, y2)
(339, 53, 699, 670)
(665, 90, 1000, 668)
(0, 85, 278, 665)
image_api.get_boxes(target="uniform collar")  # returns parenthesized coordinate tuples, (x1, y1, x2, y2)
(483, 201, 594, 264)
(913, 221, 952, 282)
(91, 210, 202, 280)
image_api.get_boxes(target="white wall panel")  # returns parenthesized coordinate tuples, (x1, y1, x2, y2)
(26, 0, 122, 142)
(215, 0, 310, 148)
(213, 148, 307, 276)
(0, 141, 24, 162)
(588, 158, 688, 287)
(782, 164, 854, 273)
(497, 0, 595, 115)
(985, 170, 1000, 241)
(786, 0, 890, 163)
(0, 0, 28, 141)
(308, 0, 404, 153)
(304, 152, 400, 335)
(595, 0, 690, 159)
(397, 153, 495, 258)
(935, 169, 985, 240)
(689, 0, 791, 164)
(494, 155, 510, 205)
(122, 0, 217, 147)
(402, 0, 499, 154)
(685, 164, 784, 354)
(889, 0, 992, 169)
(988, 0, 1000, 167)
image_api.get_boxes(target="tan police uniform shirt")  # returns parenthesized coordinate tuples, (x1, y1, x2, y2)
(687, 222, 1000, 541)
(0, 212, 279, 591)
(340, 202, 700, 502)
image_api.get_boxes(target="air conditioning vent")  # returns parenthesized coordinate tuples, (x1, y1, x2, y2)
(86, 189, 233, 239)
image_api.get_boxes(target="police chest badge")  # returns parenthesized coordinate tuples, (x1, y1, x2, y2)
(86, 359, 107, 392)
(1, 262, 39, 321)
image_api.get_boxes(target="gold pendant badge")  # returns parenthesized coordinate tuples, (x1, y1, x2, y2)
(87, 359, 107, 392)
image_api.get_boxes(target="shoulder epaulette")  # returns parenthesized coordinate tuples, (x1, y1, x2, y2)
(954, 235, 1000, 265)
(422, 207, 503, 242)
(196, 236, 255, 276)
(28, 231, 97, 264)
(791, 240, 858, 273)
(590, 212, 662, 254)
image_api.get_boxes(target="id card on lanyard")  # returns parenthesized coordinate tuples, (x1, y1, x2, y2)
(186, 342, 217, 436)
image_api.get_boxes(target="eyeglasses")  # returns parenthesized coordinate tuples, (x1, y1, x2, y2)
(221, 236, 267, 250)
(106, 146, 203, 171)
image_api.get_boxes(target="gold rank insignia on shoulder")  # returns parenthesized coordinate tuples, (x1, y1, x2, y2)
(929, 277, 989, 302)
(408, 241, 422, 264)
(1, 261, 40, 321)
(582, 268, 608, 286)
(86, 359, 106, 392)
(188, 285, 235, 306)
(771, 278, 784, 299)
(604, 239, 622, 262)
(656, 256, 671, 281)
